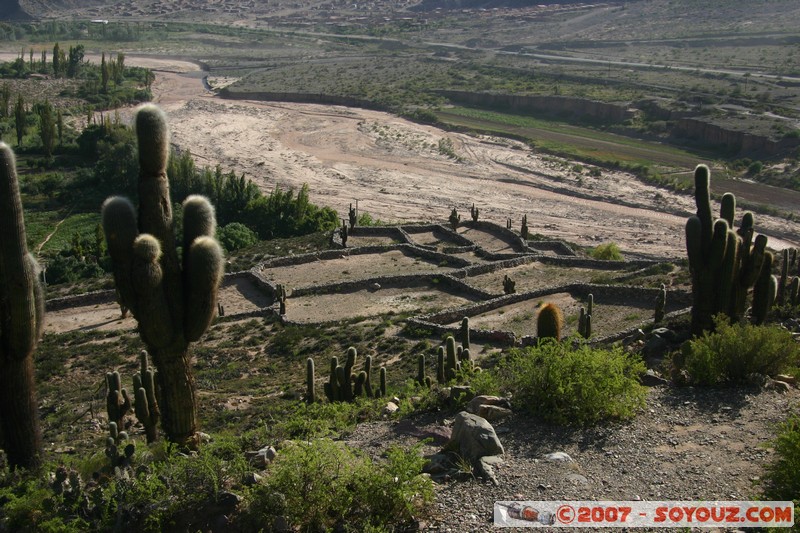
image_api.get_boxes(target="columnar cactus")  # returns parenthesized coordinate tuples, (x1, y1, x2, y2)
(445, 336, 459, 381)
(521, 214, 529, 240)
(306, 357, 316, 404)
(133, 350, 159, 443)
(323, 348, 380, 402)
(778, 248, 789, 306)
(0, 143, 45, 469)
(340, 221, 348, 247)
(436, 346, 445, 384)
(276, 284, 287, 315)
(449, 207, 460, 231)
(470, 203, 479, 222)
(106, 371, 131, 429)
(537, 303, 563, 341)
(752, 252, 777, 325)
(685, 164, 770, 334)
(417, 354, 427, 387)
(654, 284, 667, 324)
(790, 277, 800, 307)
(379, 366, 387, 398)
(101, 105, 224, 448)
(503, 274, 516, 295)
(460, 317, 470, 351)
(348, 203, 357, 229)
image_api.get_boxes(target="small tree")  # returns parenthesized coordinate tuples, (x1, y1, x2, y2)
(37, 100, 57, 157)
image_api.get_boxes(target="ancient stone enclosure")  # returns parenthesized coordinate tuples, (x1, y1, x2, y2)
(45, 220, 691, 347)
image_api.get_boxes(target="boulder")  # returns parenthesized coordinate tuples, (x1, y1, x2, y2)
(444, 412, 504, 464)
(466, 395, 511, 414)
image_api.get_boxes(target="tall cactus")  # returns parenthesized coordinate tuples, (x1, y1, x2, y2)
(101, 105, 224, 448)
(106, 371, 131, 429)
(685, 164, 770, 335)
(0, 143, 45, 468)
(306, 357, 316, 404)
(654, 284, 667, 324)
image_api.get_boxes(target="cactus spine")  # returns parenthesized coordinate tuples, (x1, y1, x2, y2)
(101, 105, 224, 449)
(133, 351, 159, 443)
(685, 165, 770, 334)
(537, 303, 563, 341)
(0, 143, 45, 468)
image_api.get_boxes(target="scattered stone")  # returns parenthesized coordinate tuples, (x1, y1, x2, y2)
(520, 335, 537, 347)
(642, 334, 671, 363)
(422, 453, 452, 475)
(449, 385, 475, 403)
(476, 404, 513, 422)
(623, 329, 646, 346)
(242, 472, 263, 486)
(217, 491, 242, 509)
(766, 379, 791, 394)
(544, 451, 573, 463)
(198, 432, 212, 443)
(477, 455, 504, 485)
(640, 369, 669, 387)
(444, 412, 504, 464)
(265, 446, 277, 461)
(384, 401, 399, 415)
(466, 395, 511, 414)
(246, 446, 277, 468)
(567, 473, 589, 485)
(370, 282, 381, 291)
(775, 374, 797, 386)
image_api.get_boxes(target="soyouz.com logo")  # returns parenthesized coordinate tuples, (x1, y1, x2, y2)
(494, 501, 795, 528)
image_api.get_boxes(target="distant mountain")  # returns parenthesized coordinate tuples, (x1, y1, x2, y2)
(410, 0, 602, 11)
(0, 0, 30, 20)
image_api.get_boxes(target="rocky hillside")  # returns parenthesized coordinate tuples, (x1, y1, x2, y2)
(0, 0, 30, 20)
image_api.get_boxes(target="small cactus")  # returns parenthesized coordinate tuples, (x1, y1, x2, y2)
(470, 203, 479, 222)
(445, 336, 458, 381)
(778, 248, 789, 306)
(537, 303, 563, 341)
(449, 207, 460, 231)
(132, 350, 159, 444)
(790, 276, 800, 307)
(417, 354, 427, 387)
(752, 251, 777, 325)
(436, 346, 445, 384)
(306, 357, 316, 404)
(379, 366, 387, 398)
(503, 274, 516, 295)
(348, 203, 357, 229)
(520, 214, 529, 240)
(655, 284, 667, 324)
(340, 221, 348, 247)
(106, 371, 131, 429)
(460, 317, 470, 351)
(506, 218, 512, 230)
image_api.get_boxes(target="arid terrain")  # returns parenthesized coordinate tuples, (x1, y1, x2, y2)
(68, 54, 800, 260)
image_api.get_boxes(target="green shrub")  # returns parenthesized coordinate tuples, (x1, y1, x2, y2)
(762, 414, 800, 516)
(590, 242, 623, 261)
(495, 340, 646, 426)
(675, 316, 800, 385)
(217, 222, 259, 252)
(248, 438, 433, 531)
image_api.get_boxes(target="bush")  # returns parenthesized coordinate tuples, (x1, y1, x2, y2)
(762, 414, 800, 514)
(590, 242, 623, 261)
(247, 439, 433, 531)
(495, 340, 647, 426)
(217, 222, 259, 252)
(674, 316, 800, 385)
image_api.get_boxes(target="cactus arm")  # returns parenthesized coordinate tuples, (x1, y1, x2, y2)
(183, 236, 224, 342)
